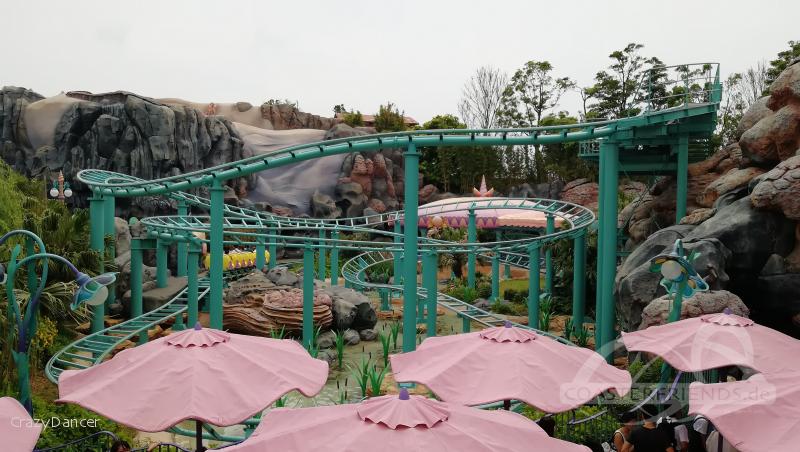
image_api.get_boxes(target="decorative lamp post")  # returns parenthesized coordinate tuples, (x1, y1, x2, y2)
(0, 230, 116, 414)
(48, 171, 73, 203)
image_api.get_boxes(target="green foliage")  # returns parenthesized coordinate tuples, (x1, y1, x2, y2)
(367, 363, 389, 397)
(539, 294, 553, 331)
(332, 104, 347, 114)
(766, 40, 800, 87)
(366, 260, 393, 284)
(476, 283, 492, 300)
(446, 285, 478, 304)
(305, 326, 321, 358)
(378, 331, 391, 368)
(389, 321, 400, 350)
(587, 43, 664, 119)
(350, 356, 372, 398)
(26, 394, 135, 449)
(521, 405, 619, 445)
(538, 112, 596, 182)
(551, 229, 598, 319)
(574, 325, 591, 347)
(333, 330, 346, 369)
(342, 110, 364, 127)
(263, 98, 298, 108)
(373, 102, 406, 132)
(269, 326, 286, 339)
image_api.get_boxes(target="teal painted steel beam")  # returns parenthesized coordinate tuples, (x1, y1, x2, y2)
(598, 141, 619, 361)
(393, 220, 403, 287)
(491, 252, 500, 301)
(88, 192, 105, 333)
(545, 214, 555, 295)
(187, 243, 200, 328)
(675, 134, 689, 222)
(103, 195, 116, 305)
(130, 239, 145, 344)
(302, 243, 314, 349)
(317, 229, 326, 281)
(267, 227, 277, 270)
(176, 200, 188, 277)
(156, 239, 169, 289)
(423, 250, 438, 338)
(402, 143, 420, 353)
(572, 230, 586, 327)
(467, 208, 477, 289)
(209, 180, 225, 330)
(527, 243, 541, 328)
(330, 230, 339, 286)
(497, 231, 512, 279)
(255, 236, 266, 270)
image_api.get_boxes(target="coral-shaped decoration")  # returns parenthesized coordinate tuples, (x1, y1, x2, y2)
(357, 390, 450, 429)
(472, 175, 495, 197)
(166, 326, 231, 348)
(478, 323, 538, 343)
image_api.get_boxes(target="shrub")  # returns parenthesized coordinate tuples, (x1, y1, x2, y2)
(29, 395, 136, 449)
(477, 283, 492, 299)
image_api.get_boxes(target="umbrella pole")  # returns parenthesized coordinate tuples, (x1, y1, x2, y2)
(503, 399, 511, 411)
(196, 419, 206, 452)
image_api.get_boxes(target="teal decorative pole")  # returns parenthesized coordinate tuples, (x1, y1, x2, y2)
(187, 241, 201, 328)
(422, 249, 438, 337)
(1, 230, 116, 414)
(527, 243, 541, 328)
(208, 180, 225, 330)
(545, 214, 555, 295)
(156, 239, 169, 288)
(317, 229, 326, 281)
(130, 239, 145, 344)
(88, 191, 106, 333)
(267, 226, 277, 270)
(496, 230, 512, 279)
(572, 229, 586, 328)
(467, 208, 477, 289)
(402, 142, 420, 352)
(393, 219, 403, 287)
(255, 236, 266, 270)
(176, 200, 188, 277)
(330, 230, 339, 286)
(491, 252, 500, 301)
(302, 242, 315, 349)
(597, 141, 619, 361)
(103, 194, 116, 306)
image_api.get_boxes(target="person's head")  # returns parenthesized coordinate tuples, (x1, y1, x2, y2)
(537, 416, 556, 437)
(637, 405, 660, 424)
(619, 411, 637, 428)
(110, 440, 130, 452)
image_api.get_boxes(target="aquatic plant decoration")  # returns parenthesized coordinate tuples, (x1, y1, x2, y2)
(0, 230, 116, 414)
(649, 239, 708, 322)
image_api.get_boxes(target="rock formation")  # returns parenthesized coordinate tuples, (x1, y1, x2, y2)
(638, 290, 749, 329)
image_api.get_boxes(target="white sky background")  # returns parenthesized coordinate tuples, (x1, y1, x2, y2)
(2, 0, 798, 124)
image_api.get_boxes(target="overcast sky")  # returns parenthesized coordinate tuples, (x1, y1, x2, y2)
(2, 0, 797, 124)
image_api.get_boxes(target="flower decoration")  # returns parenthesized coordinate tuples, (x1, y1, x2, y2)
(649, 239, 708, 298)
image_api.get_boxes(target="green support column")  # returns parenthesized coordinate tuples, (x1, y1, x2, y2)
(402, 142, 420, 353)
(572, 230, 587, 328)
(422, 250, 438, 338)
(467, 208, 477, 289)
(379, 288, 390, 311)
(302, 243, 315, 349)
(103, 195, 116, 305)
(209, 180, 225, 330)
(330, 230, 339, 286)
(461, 315, 471, 333)
(255, 236, 266, 270)
(176, 201, 188, 277)
(598, 141, 619, 361)
(595, 150, 607, 353)
(675, 134, 689, 223)
(496, 230, 511, 279)
(393, 220, 403, 287)
(187, 242, 201, 328)
(156, 239, 169, 289)
(545, 214, 555, 295)
(491, 252, 500, 301)
(130, 239, 145, 344)
(527, 243, 541, 329)
(268, 226, 277, 270)
(88, 192, 106, 333)
(317, 229, 327, 281)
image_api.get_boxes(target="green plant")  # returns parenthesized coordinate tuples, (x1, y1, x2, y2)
(477, 283, 492, 299)
(389, 321, 400, 350)
(305, 326, 321, 358)
(378, 331, 391, 367)
(373, 102, 407, 132)
(334, 330, 346, 369)
(490, 300, 515, 315)
(539, 295, 553, 331)
(342, 110, 364, 127)
(269, 326, 286, 339)
(575, 326, 591, 347)
(563, 317, 574, 341)
(275, 396, 286, 408)
(367, 364, 389, 397)
(350, 356, 372, 398)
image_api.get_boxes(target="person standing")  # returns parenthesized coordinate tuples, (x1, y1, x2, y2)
(622, 406, 675, 452)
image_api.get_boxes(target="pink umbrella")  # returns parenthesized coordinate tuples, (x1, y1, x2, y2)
(57, 324, 328, 450)
(688, 372, 800, 452)
(223, 389, 591, 451)
(389, 323, 631, 413)
(621, 311, 800, 374)
(1, 396, 42, 452)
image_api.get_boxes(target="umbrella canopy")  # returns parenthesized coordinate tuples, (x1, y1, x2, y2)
(57, 325, 328, 431)
(414, 197, 564, 230)
(688, 372, 800, 452)
(1, 396, 42, 452)
(621, 311, 800, 375)
(223, 389, 590, 452)
(389, 324, 631, 412)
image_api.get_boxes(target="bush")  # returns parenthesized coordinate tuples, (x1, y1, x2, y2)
(373, 102, 406, 132)
(342, 110, 364, 127)
(477, 283, 492, 299)
(521, 404, 619, 446)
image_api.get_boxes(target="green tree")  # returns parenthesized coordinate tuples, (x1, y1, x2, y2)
(588, 43, 664, 118)
(342, 110, 364, 127)
(539, 112, 596, 182)
(373, 102, 406, 132)
(766, 40, 800, 87)
(333, 104, 347, 115)
(497, 60, 575, 184)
